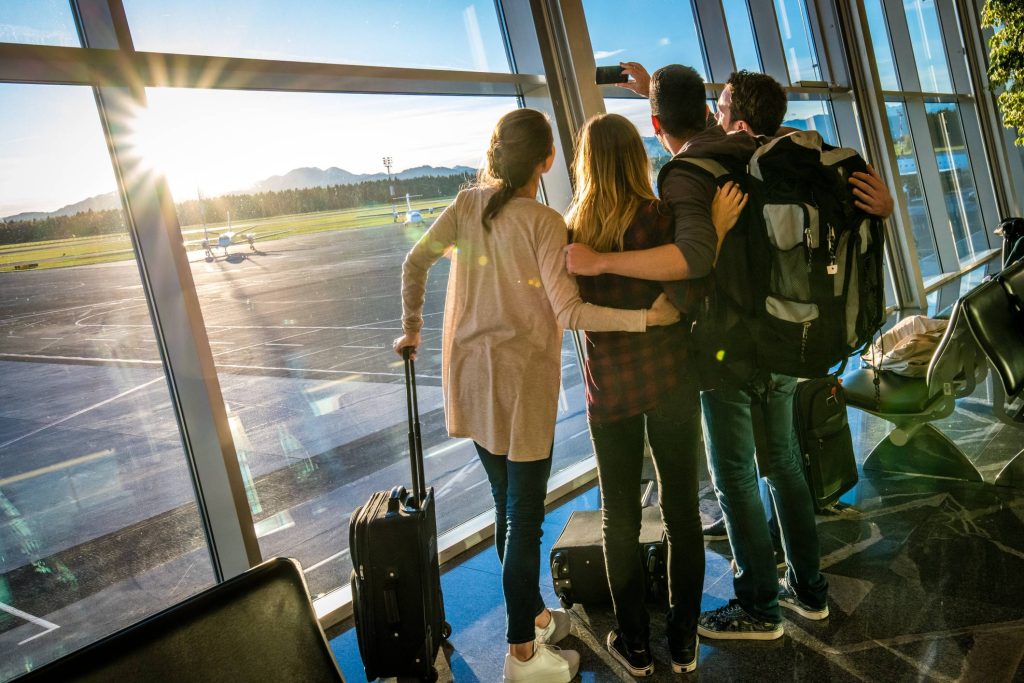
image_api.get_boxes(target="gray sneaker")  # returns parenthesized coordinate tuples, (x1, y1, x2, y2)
(697, 600, 783, 641)
(778, 577, 829, 620)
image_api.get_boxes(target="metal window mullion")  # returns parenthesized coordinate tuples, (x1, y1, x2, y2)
(836, 0, 925, 308)
(0, 42, 544, 96)
(935, 0, 971, 94)
(72, 0, 260, 581)
(810, 0, 849, 86)
(748, 0, 790, 84)
(882, 0, 923, 92)
(905, 98, 959, 272)
(694, 0, 735, 84)
(956, 0, 1020, 218)
(499, 0, 588, 213)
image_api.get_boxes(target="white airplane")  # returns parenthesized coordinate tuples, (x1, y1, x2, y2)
(181, 211, 287, 259)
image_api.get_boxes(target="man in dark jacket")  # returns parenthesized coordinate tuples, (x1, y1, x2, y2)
(567, 65, 894, 643)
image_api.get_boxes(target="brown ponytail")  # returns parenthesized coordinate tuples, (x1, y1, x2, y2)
(479, 109, 554, 231)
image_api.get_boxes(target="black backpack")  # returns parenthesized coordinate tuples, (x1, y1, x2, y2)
(657, 152, 761, 390)
(661, 130, 887, 384)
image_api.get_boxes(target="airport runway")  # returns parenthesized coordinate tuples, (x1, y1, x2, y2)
(0, 221, 594, 664)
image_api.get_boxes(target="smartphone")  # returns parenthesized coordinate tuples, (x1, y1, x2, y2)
(595, 65, 628, 85)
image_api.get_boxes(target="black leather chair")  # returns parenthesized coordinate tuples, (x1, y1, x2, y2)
(17, 558, 345, 682)
(961, 266, 1024, 488)
(844, 301, 987, 481)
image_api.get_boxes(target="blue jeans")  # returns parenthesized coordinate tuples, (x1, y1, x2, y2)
(700, 374, 828, 623)
(475, 443, 552, 644)
(590, 381, 704, 650)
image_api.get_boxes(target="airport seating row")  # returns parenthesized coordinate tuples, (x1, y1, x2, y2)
(843, 259, 1024, 485)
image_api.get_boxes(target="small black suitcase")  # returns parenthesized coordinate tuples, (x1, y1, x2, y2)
(550, 505, 666, 608)
(793, 376, 858, 512)
(349, 350, 450, 682)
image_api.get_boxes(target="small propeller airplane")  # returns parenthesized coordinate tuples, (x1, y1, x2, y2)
(181, 211, 288, 259)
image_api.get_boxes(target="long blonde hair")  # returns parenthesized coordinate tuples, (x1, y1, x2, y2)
(478, 109, 554, 231)
(565, 113, 656, 252)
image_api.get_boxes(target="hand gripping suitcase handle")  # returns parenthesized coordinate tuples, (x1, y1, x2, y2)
(402, 347, 426, 504)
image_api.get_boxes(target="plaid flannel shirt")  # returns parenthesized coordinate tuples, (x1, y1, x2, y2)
(576, 200, 696, 424)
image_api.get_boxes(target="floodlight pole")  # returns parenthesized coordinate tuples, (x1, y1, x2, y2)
(383, 155, 397, 221)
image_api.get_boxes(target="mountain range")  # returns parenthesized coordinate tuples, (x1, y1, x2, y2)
(3, 164, 477, 222)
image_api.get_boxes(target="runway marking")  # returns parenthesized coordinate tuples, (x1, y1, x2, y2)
(213, 363, 440, 380)
(0, 602, 60, 645)
(0, 352, 161, 365)
(0, 377, 163, 450)
(264, 343, 304, 347)
(0, 449, 116, 487)
(85, 338, 117, 342)
(39, 337, 63, 341)
(425, 438, 471, 460)
(304, 547, 349, 574)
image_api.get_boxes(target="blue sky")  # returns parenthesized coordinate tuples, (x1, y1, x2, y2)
(0, 0, 936, 217)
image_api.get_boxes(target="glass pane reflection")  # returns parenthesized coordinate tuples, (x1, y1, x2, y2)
(0, 84, 214, 680)
(923, 103, 989, 262)
(886, 101, 941, 279)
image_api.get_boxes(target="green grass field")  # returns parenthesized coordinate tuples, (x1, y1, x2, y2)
(0, 197, 452, 272)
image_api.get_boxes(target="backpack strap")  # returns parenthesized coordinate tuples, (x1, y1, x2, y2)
(656, 156, 732, 197)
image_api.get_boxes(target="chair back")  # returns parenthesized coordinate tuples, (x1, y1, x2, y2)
(18, 557, 345, 683)
(998, 258, 1024, 314)
(925, 301, 984, 401)
(961, 277, 1024, 399)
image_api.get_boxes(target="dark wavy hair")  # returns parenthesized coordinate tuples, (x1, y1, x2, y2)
(478, 109, 554, 231)
(727, 70, 787, 136)
(649, 64, 707, 139)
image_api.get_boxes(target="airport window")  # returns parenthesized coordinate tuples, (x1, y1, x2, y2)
(886, 101, 942, 279)
(773, 0, 822, 83)
(134, 87, 605, 599)
(0, 1, 79, 47)
(863, 0, 900, 91)
(923, 102, 990, 262)
(902, 0, 954, 93)
(583, 0, 708, 80)
(721, 0, 762, 74)
(120, 0, 511, 73)
(783, 99, 839, 146)
(0, 84, 215, 679)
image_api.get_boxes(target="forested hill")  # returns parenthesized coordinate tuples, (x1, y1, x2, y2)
(0, 171, 474, 246)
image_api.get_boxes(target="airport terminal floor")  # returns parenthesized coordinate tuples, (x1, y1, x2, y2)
(329, 303, 1024, 681)
(324, 266, 1024, 682)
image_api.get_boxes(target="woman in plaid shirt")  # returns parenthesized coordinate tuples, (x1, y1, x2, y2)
(566, 113, 745, 677)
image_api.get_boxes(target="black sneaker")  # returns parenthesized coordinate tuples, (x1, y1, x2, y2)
(669, 635, 698, 674)
(702, 517, 728, 541)
(778, 576, 830, 620)
(697, 600, 783, 641)
(606, 630, 654, 677)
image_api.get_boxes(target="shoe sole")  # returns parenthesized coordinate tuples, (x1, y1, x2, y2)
(503, 672, 574, 683)
(780, 600, 830, 621)
(606, 634, 654, 677)
(670, 636, 698, 673)
(697, 624, 783, 641)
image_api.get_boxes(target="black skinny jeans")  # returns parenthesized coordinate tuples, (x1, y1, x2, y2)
(589, 379, 704, 649)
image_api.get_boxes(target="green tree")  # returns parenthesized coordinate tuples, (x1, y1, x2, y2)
(982, 0, 1024, 145)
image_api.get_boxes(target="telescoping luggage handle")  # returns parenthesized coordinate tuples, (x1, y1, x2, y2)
(402, 347, 427, 505)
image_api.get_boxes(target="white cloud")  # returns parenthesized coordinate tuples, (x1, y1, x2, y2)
(593, 49, 625, 60)
(659, 37, 671, 46)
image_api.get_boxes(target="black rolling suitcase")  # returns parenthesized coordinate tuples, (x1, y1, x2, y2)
(349, 349, 450, 682)
(550, 505, 667, 608)
(793, 376, 858, 512)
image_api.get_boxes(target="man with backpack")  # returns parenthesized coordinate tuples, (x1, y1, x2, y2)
(567, 66, 893, 641)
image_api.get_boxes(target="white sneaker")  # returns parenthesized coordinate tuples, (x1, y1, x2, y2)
(503, 643, 580, 683)
(535, 608, 571, 645)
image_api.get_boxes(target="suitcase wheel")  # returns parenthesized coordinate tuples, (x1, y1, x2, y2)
(558, 595, 574, 610)
(441, 621, 452, 640)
